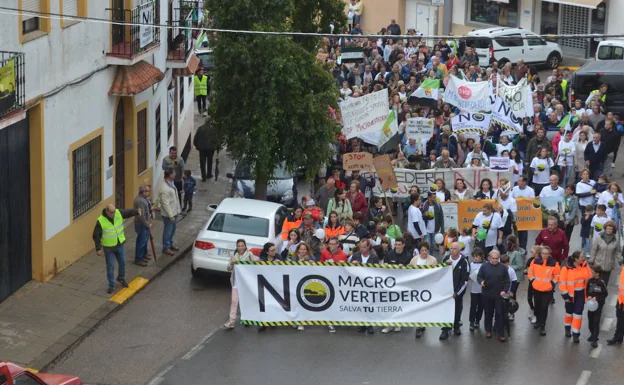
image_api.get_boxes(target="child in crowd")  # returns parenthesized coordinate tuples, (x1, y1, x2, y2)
(182, 170, 196, 212)
(501, 254, 520, 322)
(590, 204, 610, 241)
(580, 205, 594, 255)
(442, 227, 459, 257)
(458, 227, 473, 259)
(339, 220, 360, 255)
(469, 247, 485, 331)
(595, 175, 609, 198)
(525, 245, 542, 324)
(587, 269, 609, 348)
(381, 215, 402, 246)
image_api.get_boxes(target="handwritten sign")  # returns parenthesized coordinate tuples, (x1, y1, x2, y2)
(343, 152, 373, 172)
(406, 118, 435, 140)
(441, 202, 459, 231)
(340, 89, 389, 140)
(372, 155, 398, 190)
(489, 157, 511, 172)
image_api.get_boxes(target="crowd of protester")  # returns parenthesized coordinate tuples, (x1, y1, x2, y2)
(223, 18, 624, 348)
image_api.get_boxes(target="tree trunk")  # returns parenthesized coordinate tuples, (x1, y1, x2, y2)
(254, 167, 268, 201)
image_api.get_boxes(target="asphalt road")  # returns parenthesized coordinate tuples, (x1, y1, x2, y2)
(48, 222, 623, 385)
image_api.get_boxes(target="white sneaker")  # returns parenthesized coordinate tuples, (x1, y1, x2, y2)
(297, 325, 305, 331)
(530, 315, 537, 324)
(328, 325, 336, 333)
(394, 326, 402, 332)
(612, 163, 615, 168)
(381, 327, 392, 333)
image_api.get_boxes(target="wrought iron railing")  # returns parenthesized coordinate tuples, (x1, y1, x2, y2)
(107, 0, 161, 58)
(167, 1, 197, 60)
(0, 52, 25, 120)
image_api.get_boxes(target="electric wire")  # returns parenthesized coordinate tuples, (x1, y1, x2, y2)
(0, 6, 622, 41)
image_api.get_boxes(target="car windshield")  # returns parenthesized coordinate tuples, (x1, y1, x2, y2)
(598, 46, 624, 60)
(465, 38, 491, 49)
(207, 213, 269, 237)
(577, 74, 624, 95)
(198, 52, 214, 69)
(234, 159, 291, 180)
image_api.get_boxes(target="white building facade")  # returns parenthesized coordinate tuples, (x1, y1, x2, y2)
(451, 0, 618, 59)
(0, 0, 199, 300)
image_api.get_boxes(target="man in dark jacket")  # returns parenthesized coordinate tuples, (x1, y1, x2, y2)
(422, 192, 444, 248)
(93, 204, 140, 293)
(440, 242, 470, 340)
(387, 19, 401, 35)
(477, 250, 511, 341)
(193, 117, 220, 181)
(346, 170, 376, 195)
(384, 237, 412, 266)
(600, 119, 618, 176)
(133, 185, 153, 267)
(584, 132, 608, 180)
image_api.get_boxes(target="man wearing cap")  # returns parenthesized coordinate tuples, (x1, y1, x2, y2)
(194, 67, 208, 116)
(387, 19, 401, 35)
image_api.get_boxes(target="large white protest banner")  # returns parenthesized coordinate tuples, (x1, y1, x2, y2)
(444, 76, 491, 113)
(497, 77, 530, 118)
(406, 118, 435, 140)
(236, 262, 454, 326)
(368, 167, 513, 198)
(492, 96, 523, 134)
(451, 112, 492, 134)
(340, 89, 389, 140)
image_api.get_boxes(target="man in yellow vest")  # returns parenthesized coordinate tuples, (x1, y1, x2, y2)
(93, 204, 140, 293)
(589, 83, 608, 104)
(194, 67, 209, 117)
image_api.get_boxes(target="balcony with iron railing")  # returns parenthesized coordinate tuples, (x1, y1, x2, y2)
(166, 1, 199, 67)
(0, 52, 26, 124)
(106, 0, 161, 65)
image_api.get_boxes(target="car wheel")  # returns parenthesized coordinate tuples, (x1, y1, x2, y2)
(547, 53, 560, 69)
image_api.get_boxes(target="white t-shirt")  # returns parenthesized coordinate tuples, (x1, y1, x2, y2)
(473, 212, 503, 247)
(470, 262, 483, 294)
(507, 266, 518, 294)
(539, 185, 565, 198)
(511, 160, 524, 185)
(512, 185, 536, 199)
(576, 180, 596, 207)
(458, 235, 472, 257)
(598, 190, 624, 220)
(408, 205, 425, 239)
(557, 140, 575, 166)
(436, 191, 446, 203)
(530, 157, 554, 184)
(426, 206, 435, 234)
(496, 143, 513, 157)
(416, 257, 428, 265)
(499, 196, 518, 215)
(590, 214, 610, 239)
(455, 190, 467, 200)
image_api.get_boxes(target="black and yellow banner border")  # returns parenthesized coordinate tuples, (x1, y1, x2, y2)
(236, 261, 449, 269)
(241, 320, 454, 328)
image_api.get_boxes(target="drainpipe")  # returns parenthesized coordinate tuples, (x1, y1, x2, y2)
(173, 73, 180, 149)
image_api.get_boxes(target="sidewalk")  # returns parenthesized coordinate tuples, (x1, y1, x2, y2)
(0, 128, 233, 370)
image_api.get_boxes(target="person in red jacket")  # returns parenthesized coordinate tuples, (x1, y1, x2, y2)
(347, 180, 368, 218)
(535, 216, 569, 264)
(320, 236, 348, 263)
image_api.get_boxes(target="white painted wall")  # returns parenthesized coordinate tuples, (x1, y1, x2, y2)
(519, 0, 534, 31)
(452, 0, 466, 26)
(606, 0, 622, 36)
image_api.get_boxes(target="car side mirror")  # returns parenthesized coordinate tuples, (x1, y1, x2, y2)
(226, 173, 234, 179)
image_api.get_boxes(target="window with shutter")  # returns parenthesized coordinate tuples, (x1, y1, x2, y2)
(64, 0, 79, 17)
(21, 0, 41, 33)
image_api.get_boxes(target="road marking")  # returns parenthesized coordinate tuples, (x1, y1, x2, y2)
(590, 344, 603, 359)
(146, 365, 174, 385)
(601, 317, 615, 331)
(576, 370, 591, 385)
(182, 329, 219, 361)
(109, 277, 149, 304)
(558, 66, 580, 71)
(608, 295, 617, 307)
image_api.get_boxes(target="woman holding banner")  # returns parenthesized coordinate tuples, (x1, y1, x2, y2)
(451, 178, 473, 201)
(410, 242, 438, 339)
(224, 239, 259, 330)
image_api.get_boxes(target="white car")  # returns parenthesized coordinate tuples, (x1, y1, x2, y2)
(191, 198, 289, 276)
(464, 27, 563, 69)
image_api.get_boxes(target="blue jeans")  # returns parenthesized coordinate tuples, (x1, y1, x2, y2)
(162, 216, 177, 250)
(135, 225, 149, 262)
(426, 233, 436, 249)
(105, 245, 126, 288)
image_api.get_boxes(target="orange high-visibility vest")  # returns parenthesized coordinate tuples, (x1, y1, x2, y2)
(618, 268, 624, 306)
(528, 257, 561, 292)
(559, 262, 592, 300)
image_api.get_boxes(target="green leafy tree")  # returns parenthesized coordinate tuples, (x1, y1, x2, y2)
(207, 0, 346, 200)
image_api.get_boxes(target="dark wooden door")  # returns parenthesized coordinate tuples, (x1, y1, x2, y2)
(0, 116, 32, 303)
(111, 0, 125, 46)
(115, 100, 126, 208)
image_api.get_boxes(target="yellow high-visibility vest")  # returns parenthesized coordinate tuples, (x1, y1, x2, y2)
(561, 79, 568, 101)
(194, 75, 208, 96)
(98, 210, 125, 247)
(590, 89, 607, 102)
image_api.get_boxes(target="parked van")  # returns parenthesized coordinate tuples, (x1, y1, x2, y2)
(596, 40, 624, 60)
(570, 61, 624, 116)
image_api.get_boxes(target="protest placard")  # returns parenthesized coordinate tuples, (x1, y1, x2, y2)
(497, 78, 530, 118)
(441, 202, 459, 231)
(340, 88, 389, 140)
(372, 155, 398, 190)
(451, 112, 492, 135)
(343, 152, 373, 172)
(489, 157, 511, 172)
(492, 96, 523, 133)
(515, 198, 543, 231)
(457, 200, 498, 228)
(406, 118, 435, 140)
(444, 76, 491, 113)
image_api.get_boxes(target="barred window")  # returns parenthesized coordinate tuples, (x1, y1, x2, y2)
(137, 108, 148, 174)
(73, 136, 102, 219)
(179, 77, 185, 111)
(155, 104, 162, 158)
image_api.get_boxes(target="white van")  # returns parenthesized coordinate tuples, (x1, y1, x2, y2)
(596, 40, 624, 60)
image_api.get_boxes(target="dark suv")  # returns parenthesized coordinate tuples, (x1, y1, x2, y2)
(571, 61, 624, 116)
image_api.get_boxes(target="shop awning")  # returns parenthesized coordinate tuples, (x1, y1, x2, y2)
(541, 0, 602, 9)
(173, 54, 200, 77)
(109, 61, 165, 96)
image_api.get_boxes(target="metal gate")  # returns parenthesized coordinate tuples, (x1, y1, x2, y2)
(115, 100, 126, 208)
(559, 4, 589, 58)
(0, 117, 32, 303)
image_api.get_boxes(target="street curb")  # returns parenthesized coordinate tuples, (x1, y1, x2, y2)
(32, 243, 195, 373)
